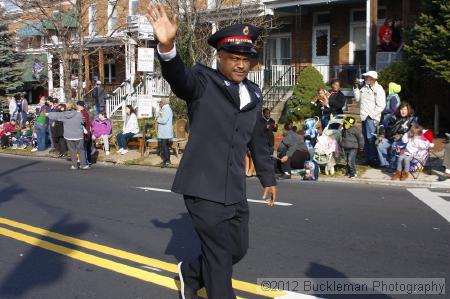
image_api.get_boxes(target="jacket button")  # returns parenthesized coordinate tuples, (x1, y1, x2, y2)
(229, 162, 232, 166)
(235, 128, 239, 132)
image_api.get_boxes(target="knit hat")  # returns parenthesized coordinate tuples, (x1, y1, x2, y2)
(343, 116, 356, 129)
(388, 82, 401, 94)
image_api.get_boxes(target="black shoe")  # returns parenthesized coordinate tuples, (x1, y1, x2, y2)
(277, 173, 291, 180)
(161, 162, 171, 168)
(178, 262, 198, 299)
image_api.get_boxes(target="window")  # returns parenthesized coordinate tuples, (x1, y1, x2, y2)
(130, 0, 139, 15)
(104, 63, 116, 83)
(108, 0, 118, 35)
(266, 34, 291, 66)
(314, 13, 330, 26)
(89, 4, 97, 35)
(351, 7, 387, 22)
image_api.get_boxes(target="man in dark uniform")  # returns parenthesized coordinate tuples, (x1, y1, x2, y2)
(147, 4, 277, 299)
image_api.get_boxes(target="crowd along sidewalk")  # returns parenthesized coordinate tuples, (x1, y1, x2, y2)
(1, 146, 449, 189)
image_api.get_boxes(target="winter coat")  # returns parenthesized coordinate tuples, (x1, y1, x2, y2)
(354, 82, 386, 122)
(122, 113, 139, 134)
(156, 104, 174, 139)
(91, 117, 112, 138)
(341, 126, 364, 149)
(47, 111, 85, 140)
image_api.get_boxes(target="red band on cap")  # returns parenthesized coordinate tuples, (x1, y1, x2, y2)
(216, 35, 253, 48)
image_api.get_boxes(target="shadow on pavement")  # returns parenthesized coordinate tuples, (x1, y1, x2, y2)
(151, 213, 200, 262)
(0, 183, 25, 207)
(0, 215, 90, 297)
(305, 262, 394, 299)
(0, 161, 40, 178)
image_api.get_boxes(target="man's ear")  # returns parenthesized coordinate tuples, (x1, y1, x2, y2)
(215, 51, 222, 64)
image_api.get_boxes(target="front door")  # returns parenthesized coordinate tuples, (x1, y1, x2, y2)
(312, 25, 330, 83)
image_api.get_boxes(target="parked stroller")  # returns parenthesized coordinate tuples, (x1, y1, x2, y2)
(313, 115, 345, 175)
(304, 116, 320, 158)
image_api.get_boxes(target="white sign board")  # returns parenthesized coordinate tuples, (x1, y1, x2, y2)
(137, 95, 154, 119)
(137, 47, 154, 73)
(139, 15, 154, 39)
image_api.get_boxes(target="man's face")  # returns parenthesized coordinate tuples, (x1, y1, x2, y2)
(263, 110, 270, 119)
(216, 51, 252, 83)
(331, 81, 340, 92)
(365, 77, 376, 86)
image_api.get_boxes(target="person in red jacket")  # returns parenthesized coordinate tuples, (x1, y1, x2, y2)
(379, 19, 394, 51)
(1, 119, 17, 148)
(77, 101, 93, 164)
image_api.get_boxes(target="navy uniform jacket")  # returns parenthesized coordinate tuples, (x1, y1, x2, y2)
(159, 53, 276, 205)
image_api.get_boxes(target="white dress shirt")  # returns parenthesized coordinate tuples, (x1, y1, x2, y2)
(158, 44, 252, 110)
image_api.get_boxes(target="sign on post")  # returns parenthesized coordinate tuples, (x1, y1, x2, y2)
(137, 94, 154, 119)
(137, 47, 154, 73)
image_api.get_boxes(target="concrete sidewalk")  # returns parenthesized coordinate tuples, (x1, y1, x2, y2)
(1, 147, 449, 188)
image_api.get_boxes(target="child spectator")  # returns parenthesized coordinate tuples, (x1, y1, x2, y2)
(12, 121, 33, 149)
(382, 82, 401, 125)
(91, 112, 112, 156)
(47, 101, 90, 170)
(392, 125, 434, 181)
(341, 116, 364, 178)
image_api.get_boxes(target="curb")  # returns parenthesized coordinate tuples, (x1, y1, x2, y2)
(1, 151, 449, 189)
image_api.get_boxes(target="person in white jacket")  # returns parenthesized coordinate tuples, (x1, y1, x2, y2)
(7, 96, 17, 121)
(116, 105, 139, 155)
(353, 70, 386, 165)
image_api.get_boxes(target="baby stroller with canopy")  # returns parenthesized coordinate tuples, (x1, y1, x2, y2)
(313, 115, 344, 175)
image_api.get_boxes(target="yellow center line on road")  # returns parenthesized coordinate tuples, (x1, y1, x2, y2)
(0, 217, 286, 298)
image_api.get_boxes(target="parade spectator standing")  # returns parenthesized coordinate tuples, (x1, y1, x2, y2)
(392, 19, 403, 50)
(276, 123, 308, 180)
(379, 19, 394, 51)
(91, 112, 112, 156)
(323, 79, 346, 122)
(443, 135, 450, 179)
(156, 98, 173, 167)
(354, 71, 386, 166)
(382, 82, 401, 123)
(263, 108, 277, 154)
(312, 88, 330, 129)
(77, 101, 92, 163)
(7, 96, 17, 121)
(17, 95, 29, 129)
(116, 105, 139, 155)
(52, 103, 67, 157)
(46, 98, 57, 151)
(47, 102, 89, 170)
(377, 102, 416, 170)
(93, 80, 106, 115)
(341, 116, 364, 178)
(33, 98, 48, 152)
(148, 4, 277, 298)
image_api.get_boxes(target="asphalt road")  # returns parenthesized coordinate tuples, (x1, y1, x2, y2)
(0, 154, 449, 299)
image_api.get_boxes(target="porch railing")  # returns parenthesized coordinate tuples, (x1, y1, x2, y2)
(247, 69, 265, 88)
(263, 65, 295, 110)
(105, 80, 132, 118)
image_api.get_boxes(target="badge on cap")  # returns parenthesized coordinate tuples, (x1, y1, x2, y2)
(243, 26, 249, 35)
(224, 80, 231, 86)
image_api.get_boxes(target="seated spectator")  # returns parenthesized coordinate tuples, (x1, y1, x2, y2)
(0, 119, 17, 148)
(392, 125, 433, 181)
(12, 121, 33, 149)
(377, 102, 416, 170)
(116, 105, 139, 155)
(91, 112, 112, 156)
(47, 101, 89, 170)
(276, 123, 309, 180)
(341, 116, 364, 178)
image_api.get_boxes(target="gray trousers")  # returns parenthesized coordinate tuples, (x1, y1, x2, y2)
(397, 154, 413, 172)
(444, 143, 450, 169)
(66, 139, 87, 168)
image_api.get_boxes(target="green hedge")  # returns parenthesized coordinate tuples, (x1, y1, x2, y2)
(286, 66, 325, 122)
